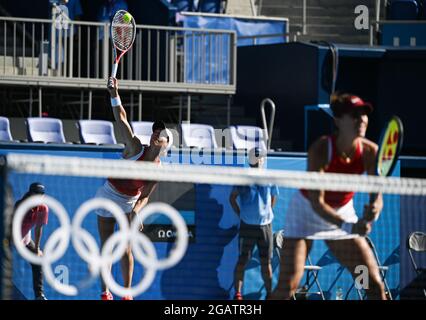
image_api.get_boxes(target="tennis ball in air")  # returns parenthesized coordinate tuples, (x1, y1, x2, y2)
(123, 12, 132, 23)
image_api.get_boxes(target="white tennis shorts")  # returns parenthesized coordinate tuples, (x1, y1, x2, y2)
(95, 181, 140, 218)
(284, 191, 359, 240)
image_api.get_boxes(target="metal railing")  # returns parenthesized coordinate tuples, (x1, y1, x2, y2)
(0, 16, 237, 94)
(260, 98, 276, 151)
(238, 32, 290, 45)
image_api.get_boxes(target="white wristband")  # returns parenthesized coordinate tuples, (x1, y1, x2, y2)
(341, 222, 353, 234)
(110, 96, 121, 107)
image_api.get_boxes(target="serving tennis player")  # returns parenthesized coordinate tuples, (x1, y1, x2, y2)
(273, 93, 387, 300)
(95, 77, 169, 300)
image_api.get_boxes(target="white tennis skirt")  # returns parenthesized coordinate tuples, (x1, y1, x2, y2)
(284, 191, 359, 240)
(95, 181, 140, 218)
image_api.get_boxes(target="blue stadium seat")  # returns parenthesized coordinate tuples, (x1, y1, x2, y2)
(77, 120, 117, 145)
(417, 0, 426, 19)
(229, 125, 267, 151)
(172, 0, 194, 12)
(198, 0, 222, 13)
(181, 123, 218, 149)
(131, 121, 154, 146)
(26, 117, 66, 143)
(0, 117, 13, 142)
(388, 0, 419, 20)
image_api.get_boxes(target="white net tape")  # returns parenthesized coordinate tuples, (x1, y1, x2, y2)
(6, 153, 426, 195)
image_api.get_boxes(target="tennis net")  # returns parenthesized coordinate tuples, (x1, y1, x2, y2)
(1, 153, 425, 300)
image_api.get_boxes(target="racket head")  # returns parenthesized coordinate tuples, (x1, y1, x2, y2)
(376, 116, 404, 177)
(111, 10, 136, 53)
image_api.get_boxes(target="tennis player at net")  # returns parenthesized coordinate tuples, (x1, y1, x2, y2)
(272, 93, 387, 300)
(95, 77, 169, 300)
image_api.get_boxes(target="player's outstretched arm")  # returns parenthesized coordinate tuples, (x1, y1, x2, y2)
(107, 77, 135, 146)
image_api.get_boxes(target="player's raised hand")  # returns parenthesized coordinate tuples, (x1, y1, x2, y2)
(107, 77, 118, 97)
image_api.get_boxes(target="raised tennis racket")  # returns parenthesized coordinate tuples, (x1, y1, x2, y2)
(365, 116, 403, 221)
(376, 115, 403, 177)
(110, 10, 136, 78)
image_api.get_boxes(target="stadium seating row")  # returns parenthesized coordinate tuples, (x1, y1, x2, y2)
(388, 0, 426, 20)
(172, 0, 225, 14)
(0, 116, 267, 151)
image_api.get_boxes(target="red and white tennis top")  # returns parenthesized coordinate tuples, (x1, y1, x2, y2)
(301, 135, 365, 208)
(108, 148, 160, 197)
(21, 204, 49, 245)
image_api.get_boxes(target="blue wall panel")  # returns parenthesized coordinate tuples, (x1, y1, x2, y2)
(0, 145, 416, 300)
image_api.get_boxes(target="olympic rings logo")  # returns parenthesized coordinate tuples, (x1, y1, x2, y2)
(12, 195, 188, 298)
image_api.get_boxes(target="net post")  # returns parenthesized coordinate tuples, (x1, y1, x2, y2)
(0, 156, 13, 300)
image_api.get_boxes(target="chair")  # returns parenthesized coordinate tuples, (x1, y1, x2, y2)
(366, 236, 393, 300)
(273, 230, 284, 256)
(407, 231, 426, 297)
(0, 117, 13, 142)
(229, 125, 267, 151)
(172, 0, 194, 11)
(273, 229, 325, 300)
(388, 0, 419, 20)
(345, 236, 393, 300)
(131, 121, 153, 146)
(77, 120, 117, 145)
(294, 255, 325, 300)
(197, 0, 223, 13)
(181, 123, 218, 149)
(26, 117, 66, 143)
(418, 0, 426, 19)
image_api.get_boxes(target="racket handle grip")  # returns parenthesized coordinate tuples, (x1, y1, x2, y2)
(111, 63, 118, 78)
